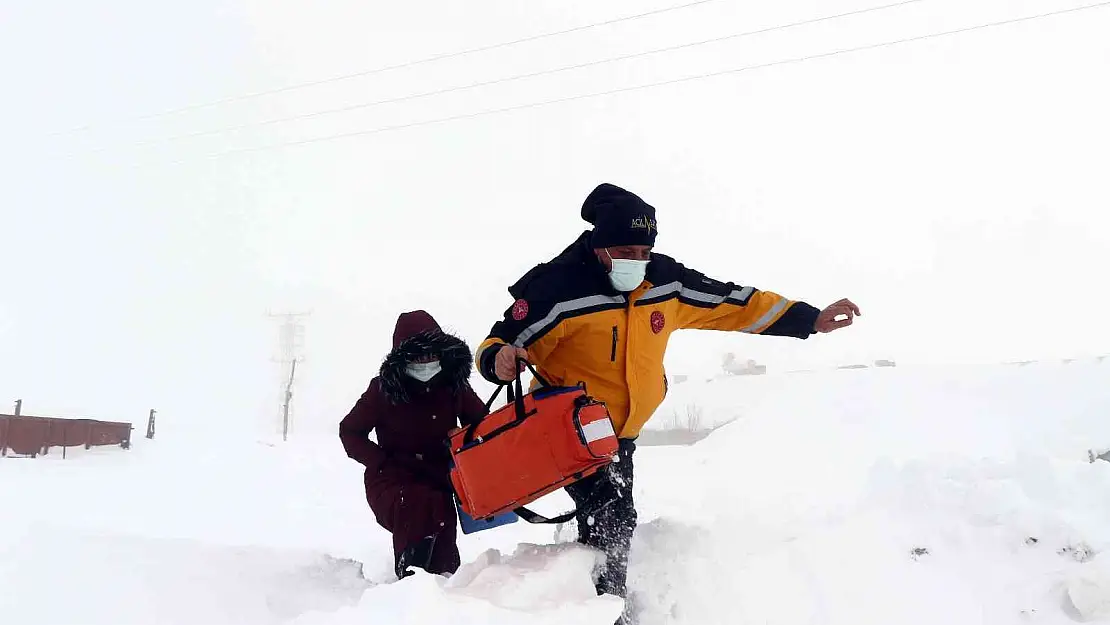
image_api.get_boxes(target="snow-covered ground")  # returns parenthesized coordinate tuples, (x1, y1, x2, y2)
(3, 359, 1110, 624)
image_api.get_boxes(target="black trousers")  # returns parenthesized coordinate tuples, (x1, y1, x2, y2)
(565, 438, 637, 598)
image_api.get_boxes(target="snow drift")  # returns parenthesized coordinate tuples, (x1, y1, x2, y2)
(2, 359, 1109, 624)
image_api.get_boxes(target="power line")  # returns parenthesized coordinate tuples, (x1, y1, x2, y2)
(136, 0, 1110, 167)
(52, 0, 721, 134)
(88, 0, 925, 153)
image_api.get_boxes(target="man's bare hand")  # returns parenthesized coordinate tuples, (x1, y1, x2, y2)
(815, 298, 861, 333)
(494, 345, 531, 382)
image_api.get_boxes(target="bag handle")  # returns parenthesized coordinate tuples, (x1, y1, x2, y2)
(513, 505, 578, 525)
(481, 356, 550, 408)
(481, 355, 549, 408)
(466, 355, 549, 445)
(513, 470, 621, 525)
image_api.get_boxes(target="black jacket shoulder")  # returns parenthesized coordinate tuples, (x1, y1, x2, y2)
(508, 231, 608, 302)
(646, 253, 740, 297)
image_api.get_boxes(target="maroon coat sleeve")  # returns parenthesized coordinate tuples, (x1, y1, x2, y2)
(339, 379, 388, 472)
(458, 383, 489, 427)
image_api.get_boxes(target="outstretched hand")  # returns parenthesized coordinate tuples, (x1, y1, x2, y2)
(815, 298, 861, 333)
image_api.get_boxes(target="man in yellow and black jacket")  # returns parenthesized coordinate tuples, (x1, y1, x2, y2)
(476, 183, 859, 619)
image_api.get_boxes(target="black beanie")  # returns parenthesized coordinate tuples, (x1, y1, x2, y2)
(581, 183, 658, 249)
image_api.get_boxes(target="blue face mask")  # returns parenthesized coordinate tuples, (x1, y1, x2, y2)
(607, 250, 649, 292)
(405, 360, 442, 382)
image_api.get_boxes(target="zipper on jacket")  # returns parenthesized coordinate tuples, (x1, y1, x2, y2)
(611, 326, 618, 362)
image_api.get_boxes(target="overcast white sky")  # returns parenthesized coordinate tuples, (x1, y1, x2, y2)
(1, 0, 1107, 435)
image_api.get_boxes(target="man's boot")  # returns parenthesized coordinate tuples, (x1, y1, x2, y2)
(613, 591, 641, 625)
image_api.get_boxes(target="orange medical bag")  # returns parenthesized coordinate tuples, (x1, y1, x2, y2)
(448, 364, 618, 523)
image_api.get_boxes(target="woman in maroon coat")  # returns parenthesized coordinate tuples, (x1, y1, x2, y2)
(340, 310, 488, 579)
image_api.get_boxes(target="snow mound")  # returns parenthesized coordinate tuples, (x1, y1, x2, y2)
(0, 525, 368, 625)
(4, 360, 1109, 624)
(622, 359, 1110, 625)
(1068, 558, 1110, 621)
(624, 454, 1110, 625)
(294, 543, 623, 625)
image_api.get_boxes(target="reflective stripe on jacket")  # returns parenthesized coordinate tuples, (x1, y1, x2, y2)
(477, 232, 819, 439)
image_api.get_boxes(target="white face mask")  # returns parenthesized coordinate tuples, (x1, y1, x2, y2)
(405, 361, 442, 383)
(606, 250, 649, 292)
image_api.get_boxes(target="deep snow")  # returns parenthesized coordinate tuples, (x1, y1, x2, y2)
(3, 358, 1110, 624)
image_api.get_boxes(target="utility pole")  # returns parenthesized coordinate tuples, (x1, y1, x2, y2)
(282, 360, 297, 443)
(269, 312, 309, 441)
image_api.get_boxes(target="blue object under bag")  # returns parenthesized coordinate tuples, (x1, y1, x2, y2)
(455, 496, 518, 534)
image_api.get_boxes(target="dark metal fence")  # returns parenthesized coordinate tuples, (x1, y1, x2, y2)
(0, 415, 132, 458)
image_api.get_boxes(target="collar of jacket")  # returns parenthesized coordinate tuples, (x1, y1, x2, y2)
(510, 231, 627, 299)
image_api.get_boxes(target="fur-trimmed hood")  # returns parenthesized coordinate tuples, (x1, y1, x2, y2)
(379, 311, 474, 405)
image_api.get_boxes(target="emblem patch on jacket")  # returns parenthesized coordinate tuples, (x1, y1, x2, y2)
(512, 299, 530, 321)
(650, 311, 666, 334)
